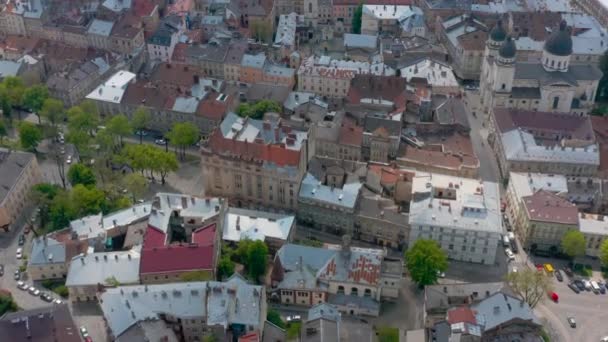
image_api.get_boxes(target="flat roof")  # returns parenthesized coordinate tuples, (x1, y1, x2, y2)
(87, 19, 114, 37)
(222, 207, 294, 243)
(66, 247, 141, 287)
(86, 70, 136, 104)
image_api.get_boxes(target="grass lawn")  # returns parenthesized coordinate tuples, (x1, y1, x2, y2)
(41, 280, 69, 298)
(376, 326, 399, 342)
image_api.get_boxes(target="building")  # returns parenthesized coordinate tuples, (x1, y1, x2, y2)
(0, 304, 81, 342)
(408, 173, 502, 265)
(578, 212, 608, 257)
(99, 275, 266, 341)
(222, 207, 296, 253)
(86, 70, 136, 116)
(355, 194, 409, 250)
(480, 20, 603, 115)
(301, 303, 341, 342)
(66, 247, 142, 302)
(46, 57, 111, 106)
(139, 193, 223, 284)
(147, 19, 181, 62)
(517, 190, 579, 251)
(439, 14, 490, 80)
(271, 240, 402, 316)
(274, 13, 302, 57)
(344, 74, 408, 120)
(431, 292, 543, 341)
(489, 108, 599, 177)
(399, 58, 459, 95)
(110, 15, 146, 55)
(297, 159, 365, 235)
(87, 19, 114, 50)
(27, 232, 87, 281)
(310, 114, 363, 161)
(0, 149, 42, 232)
(363, 114, 402, 163)
(184, 43, 228, 78)
(297, 55, 395, 99)
(343, 33, 378, 61)
(201, 112, 308, 210)
(361, 5, 423, 37)
(424, 282, 506, 323)
(569, 0, 608, 31)
(240, 54, 266, 84)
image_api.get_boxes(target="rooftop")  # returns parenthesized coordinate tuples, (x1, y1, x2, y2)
(147, 193, 221, 234)
(400, 58, 458, 88)
(0, 60, 22, 78)
(299, 172, 362, 209)
(274, 13, 300, 47)
(298, 55, 395, 80)
(0, 149, 35, 205)
(508, 172, 568, 199)
(362, 4, 422, 20)
(523, 190, 578, 225)
(409, 173, 502, 233)
(344, 33, 378, 49)
(222, 207, 295, 243)
(0, 304, 80, 342)
(86, 70, 136, 104)
(87, 19, 114, 37)
(579, 212, 608, 236)
(242, 53, 266, 69)
(66, 247, 141, 287)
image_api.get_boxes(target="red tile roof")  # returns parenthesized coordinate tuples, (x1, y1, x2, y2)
(238, 332, 260, 342)
(368, 164, 415, 185)
(207, 131, 301, 167)
(132, 0, 159, 16)
(523, 190, 578, 225)
(140, 224, 217, 274)
(197, 93, 230, 120)
(171, 43, 188, 63)
(447, 307, 477, 325)
(493, 108, 595, 141)
(338, 123, 363, 147)
(192, 224, 216, 245)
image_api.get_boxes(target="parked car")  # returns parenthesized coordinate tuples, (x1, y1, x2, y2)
(549, 292, 559, 302)
(504, 248, 515, 261)
(544, 263, 554, 274)
(18, 234, 25, 246)
(555, 270, 563, 282)
(28, 286, 40, 296)
(0, 264, 3, 276)
(591, 280, 601, 294)
(567, 282, 580, 294)
(597, 282, 606, 294)
(13, 270, 20, 280)
(563, 267, 574, 277)
(584, 280, 592, 291)
(54, 299, 63, 305)
(154, 138, 166, 145)
(40, 292, 53, 302)
(16, 248, 22, 259)
(436, 270, 446, 278)
(573, 280, 585, 291)
(80, 326, 89, 338)
(286, 315, 301, 323)
(16, 281, 28, 291)
(84, 337, 93, 342)
(66, 155, 72, 164)
(567, 317, 576, 328)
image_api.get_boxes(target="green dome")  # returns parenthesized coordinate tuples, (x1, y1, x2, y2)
(499, 36, 516, 59)
(544, 21, 573, 56)
(490, 20, 507, 42)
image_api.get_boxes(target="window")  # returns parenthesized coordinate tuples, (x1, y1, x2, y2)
(448, 244, 454, 250)
(338, 286, 345, 294)
(501, 84, 505, 90)
(351, 287, 359, 296)
(364, 288, 372, 297)
(309, 2, 313, 12)
(552, 96, 559, 109)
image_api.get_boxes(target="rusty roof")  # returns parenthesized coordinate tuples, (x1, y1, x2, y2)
(522, 190, 578, 225)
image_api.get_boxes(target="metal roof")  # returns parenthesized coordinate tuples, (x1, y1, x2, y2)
(222, 207, 294, 243)
(65, 246, 141, 287)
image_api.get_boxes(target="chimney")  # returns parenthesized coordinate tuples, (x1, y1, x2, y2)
(236, 216, 241, 230)
(81, 257, 85, 265)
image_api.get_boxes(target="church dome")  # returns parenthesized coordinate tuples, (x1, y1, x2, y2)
(490, 20, 507, 42)
(498, 36, 516, 59)
(544, 20, 573, 56)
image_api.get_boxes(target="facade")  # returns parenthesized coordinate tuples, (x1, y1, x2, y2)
(517, 190, 579, 251)
(27, 233, 86, 281)
(100, 275, 266, 341)
(201, 112, 308, 210)
(297, 55, 395, 99)
(361, 5, 423, 36)
(480, 20, 602, 115)
(139, 194, 223, 284)
(408, 173, 503, 265)
(240, 54, 266, 84)
(147, 22, 180, 62)
(439, 14, 489, 80)
(271, 240, 402, 316)
(86, 70, 137, 116)
(184, 44, 228, 79)
(66, 247, 142, 302)
(87, 19, 114, 50)
(579, 212, 608, 257)
(0, 149, 42, 231)
(222, 207, 296, 253)
(363, 114, 402, 163)
(310, 114, 363, 161)
(355, 194, 409, 250)
(489, 108, 599, 177)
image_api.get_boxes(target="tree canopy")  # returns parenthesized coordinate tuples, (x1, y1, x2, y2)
(600, 240, 608, 268)
(18, 121, 42, 151)
(122, 173, 148, 201)
(121, 144, 178, 184)
(0, 119, 7, 143)
(166, 122, 199, 159)
(267, 309, 286, 329)
(236, 239, 268, 282)
(352, 4, 363, 34)
(506, 268, 553, 308)
(40, 98, 64, 127)
(131, 106, 150, 144)
(106, 114, 132, 146)
(67, 163, 96, 187)
(236, 100, 281, 120)
(405, 239, 448, 287)
(22, 84, 48, 122)
(560, 230, 586, 259)
(67, 104, 98, 136)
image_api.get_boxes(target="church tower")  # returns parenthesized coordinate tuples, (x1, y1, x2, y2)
(480, 21, 507, 110)
(541, 20, 573, 73)
(491, 35, 517, 94)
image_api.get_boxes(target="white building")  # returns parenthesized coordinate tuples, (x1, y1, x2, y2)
(408, 173, 502, 265)
(274, 13, 302, 57)
(222, 207, 295, 253)
(361, 5, 424, 37)
(297, 55, 395, 98)
(399, 58, 459, 95)
(578, 212, 608, 257)
(85, 70, 136, 114)
(480, 20, 603, 116)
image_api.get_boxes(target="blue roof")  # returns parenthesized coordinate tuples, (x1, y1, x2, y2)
(472, 292, 540, 331)
(88, 19, 114, 36)
(298, 173, 362, 209)
(29, 237, 66, 266)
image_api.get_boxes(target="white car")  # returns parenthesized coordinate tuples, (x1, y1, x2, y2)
(583, 280, 592, 291)
(16, 281, 27, 290)
(28, 286, 40, 296)
(66, 155, 72, 164)
(54, 299, 63, 305)
(286, 315, 301, 323)
(154, 138, 166, 145)
(504, 248, 515, 261)
(600, 336, 608, 342)
(16, 248, 22, 259)
(80, 326, 89, 338)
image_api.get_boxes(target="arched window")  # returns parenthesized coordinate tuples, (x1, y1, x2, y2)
(501, 83, 506, 90)
(338, 286, 345, 294)
(551, 60, 555, 67)
(552, 96, 559, 109)
(364, 289, 372, 297)
(558, 61, 561, 68)
(351, 287, 359, 296)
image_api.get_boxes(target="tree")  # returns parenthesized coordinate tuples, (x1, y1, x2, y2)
(0, 76, 25, 109)
(244, 240, 268, 282)
(0, 119, 7, 143)
(66, 129, 91, 157)
(166, 122, 199, 159)
(250, 20, 272, 42)
(600, 240, 608, 268)
(506, 268, 553, 308)
(377, 326, 399, 342)
(131, 106, 150, 144)
(40, 98, 64, 128)
(22, 85, 48, 123)
(106, 114, 132, 146)
(0, 293, 18, 316)
(598, 50, 608, 101)
(30, 183, 62, 230)
(236, 100, 281, 120)
(267, 309, 286, 329)
(48, 191, 77, 232)
(154, 149, 179, 184)
(67, 163, 96, 187)
(352, 3, 363, 34)
(561, 230, 586, 259)
(71, 184, 106, 216)
(0, 93, 12, 120)
(217, 256, 235, 280)
(18, 121, 42, 151)
(405, 239, 448, 287)
(180, 271, 213, 282)
(122, 173, 148, 201)
(67, 105, 98, 136)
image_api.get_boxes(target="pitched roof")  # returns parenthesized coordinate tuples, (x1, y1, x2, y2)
(0, 304, 80, 342)
(66, 247, 141, 287)
(0, 149, 35, 205)
(522, 190, 578, 225)
(339, 123, 364, 147)
(493, 107, 594, 140)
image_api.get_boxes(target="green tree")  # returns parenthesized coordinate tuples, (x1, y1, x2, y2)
(405, 239, 448, 287)
(250, 20, 272, 42)
(106, 114, 132, 146)
(0, 92, 12, 120)
(0, 293, 18, 316)
(600, 240, 608, 267)
(217, 256, 235, 280)
(31, 183, 61, 228)
(22, 85, 48, 123)
(561, 230, 586, 259)
(67, 105, 98, 136)
(154, 148, 179, 184)
(377, 326, 399, 342)
(131, 106, 150, 144)
(506, 268, 553, 308)
(40, 98, 64, 129)
(53, 285, 69, 298)
(0, 76, 25, 108)
(0, 119, 7, 143)
(66, 129, 91, 157)
(352, 3, 363, 34)
(598, 50, 608, 100)
(180, 271, 213, 282)
(166, 122, 199, 159)
(67, 163, 96, 187)
(122, 173, 148, 201)
(267, 309, 286, 329)
(246, 240, 268, 282)
(48, 191, 76, 232)
(236, 100, 281, 120)
(71, 184, 106, 216)
(18, 121, 42, 151)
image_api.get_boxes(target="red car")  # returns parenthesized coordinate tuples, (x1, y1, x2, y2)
(550, 292, 559, 302)
(84, 337, 93, 342)
(535, 264, 544, 271)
